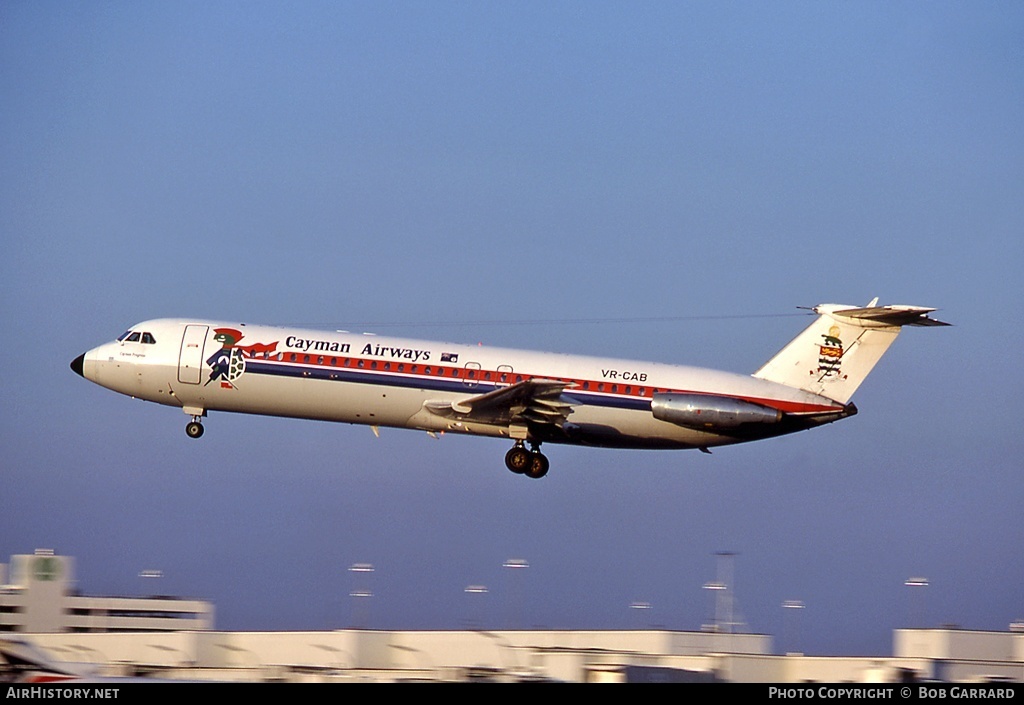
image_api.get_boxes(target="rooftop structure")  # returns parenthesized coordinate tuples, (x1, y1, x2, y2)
(0, 550, 213, 634)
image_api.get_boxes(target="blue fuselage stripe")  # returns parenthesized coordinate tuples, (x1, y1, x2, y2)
(244, 360, 652, 412)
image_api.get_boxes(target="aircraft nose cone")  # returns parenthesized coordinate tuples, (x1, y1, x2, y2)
(70, 353, 85, 377)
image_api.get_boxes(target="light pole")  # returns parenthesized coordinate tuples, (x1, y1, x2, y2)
(629, 600, 652, 629)
(503, 558, 529, 629)
(714, 551, 739, 634)
(905, 577, 928, 628)
(465, 584, 488, 630)
(702, 581, 726, 632)
(138, 569, 163, 596)
(349, 563, 374, 628)
(782, 599, 805, 655)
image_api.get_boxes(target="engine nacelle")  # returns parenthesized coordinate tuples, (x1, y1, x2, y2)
(651, 393, 783, 430)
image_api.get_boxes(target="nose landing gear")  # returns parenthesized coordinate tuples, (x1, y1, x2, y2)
(182, 406, 206, 439)
(185, 417, 205, 439)
(504, 441, 549, 479)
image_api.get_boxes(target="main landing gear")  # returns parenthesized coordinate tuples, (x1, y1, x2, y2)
(504, 441, 549, 479)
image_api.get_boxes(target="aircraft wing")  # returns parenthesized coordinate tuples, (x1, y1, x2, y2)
(424, 378, 576, 428)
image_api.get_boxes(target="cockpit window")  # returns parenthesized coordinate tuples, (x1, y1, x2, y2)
(119, 330, 157, 344)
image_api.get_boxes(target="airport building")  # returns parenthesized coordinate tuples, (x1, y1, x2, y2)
(2, 550, 1021, 683)
(7, 626, 1022, 683)
(0, 550, 213, 634)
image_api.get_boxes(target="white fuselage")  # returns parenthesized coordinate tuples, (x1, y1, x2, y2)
(74, 318, 848, 451)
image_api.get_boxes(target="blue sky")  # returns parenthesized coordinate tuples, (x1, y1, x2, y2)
(2, 2, 1021, 656)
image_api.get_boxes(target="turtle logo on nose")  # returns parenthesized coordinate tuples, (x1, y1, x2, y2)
(205, 328, 280, 388)
(206, 328, 245, 388)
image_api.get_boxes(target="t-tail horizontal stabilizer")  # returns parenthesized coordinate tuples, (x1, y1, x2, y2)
(753, 300, 950, 405)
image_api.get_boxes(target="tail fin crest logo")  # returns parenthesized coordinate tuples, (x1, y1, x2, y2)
(818, 325, 844, 380)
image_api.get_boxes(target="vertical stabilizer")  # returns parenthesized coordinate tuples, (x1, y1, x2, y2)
(753, 302, 949, 404)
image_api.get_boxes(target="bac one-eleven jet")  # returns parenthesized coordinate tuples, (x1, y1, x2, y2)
(71, 300, 948, 479)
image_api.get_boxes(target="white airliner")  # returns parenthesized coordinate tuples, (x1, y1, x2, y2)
(0, 636, 209, 683)
(71, 300, 948, 478)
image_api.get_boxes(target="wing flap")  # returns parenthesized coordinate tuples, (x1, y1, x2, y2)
(425, 378, 575, 428)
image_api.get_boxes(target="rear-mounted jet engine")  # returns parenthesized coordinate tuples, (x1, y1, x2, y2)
(651, 393, 783, 431)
